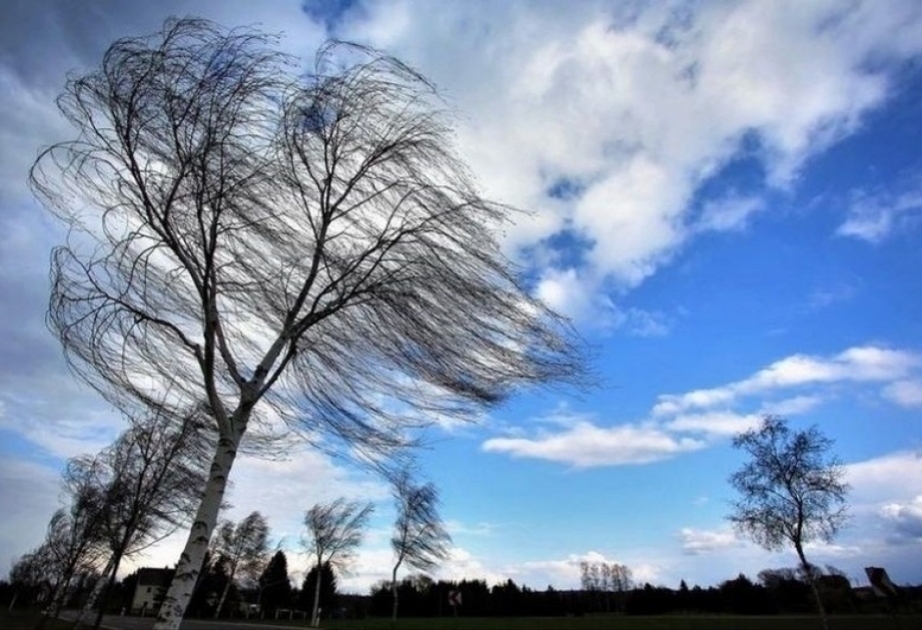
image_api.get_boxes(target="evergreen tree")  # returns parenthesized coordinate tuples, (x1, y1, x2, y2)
(300, 562, 337, 618)
(258, 551, 292, 615)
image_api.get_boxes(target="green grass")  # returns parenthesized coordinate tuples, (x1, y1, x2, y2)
(5, 610, 920, 630)
(287, 614, 922, 630)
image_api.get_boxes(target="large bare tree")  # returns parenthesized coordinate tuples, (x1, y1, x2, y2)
(729, 415, 849, 630)
(303, 499, 373, 627)
(31, 17, 584, 629)
(390, 469, 450, 621)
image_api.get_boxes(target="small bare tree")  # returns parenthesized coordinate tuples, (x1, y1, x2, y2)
(729, 416, 849, 630)
(211, 512, 270, 618)
(70, 409, 208, 630)
(36, 469, 109, 628)
(390, 470, 450, 621)
(32, 17, 584, 630)
(303, 499, 373, 627)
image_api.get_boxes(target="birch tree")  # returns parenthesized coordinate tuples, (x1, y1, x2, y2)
(211, 511, 270, 618)
(390, 471, 451, 621)
(36, 471, 108, 628)
(303, 499, 373, 627)
(31, 17, 584, 630)
(71, 409, 208, 630)
(729, 416, 849, 630)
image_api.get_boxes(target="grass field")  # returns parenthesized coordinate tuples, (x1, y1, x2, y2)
(3, 610, 920, 630)
(257, 613, 922, 630)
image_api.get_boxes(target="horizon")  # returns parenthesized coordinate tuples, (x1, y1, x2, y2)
(1, 0, 921, 596)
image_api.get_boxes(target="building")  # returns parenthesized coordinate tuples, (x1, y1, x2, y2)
(131, 568, 175, 615)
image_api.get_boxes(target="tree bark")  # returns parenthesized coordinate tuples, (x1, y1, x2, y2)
(71, 556, 114, 629)
(795, 541, 829, 630)
(310, 563, 322, 628)
(90, 548, 129, 630)
(151, 434, 239, 630)
(391, 565, 399, 623)
(214, 575, 234, 619)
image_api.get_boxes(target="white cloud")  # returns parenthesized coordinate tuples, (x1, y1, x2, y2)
(655, 345, 920, 416)
(693, 195, 764, 233)
(336, 0, 922, 304)
(679, 527, 743, 555)
(880, 496, 922, 541)
(666, 411, 760, 437)
(883, 379, 922, 408)
(846, 450, 922, 506)
(760, 395, 825, 416)
(482, 421, 704, 468)
(837, 185, 922, 243)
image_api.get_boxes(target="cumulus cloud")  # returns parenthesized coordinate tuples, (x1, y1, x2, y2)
(666, 411, 761, 437)
(484, 344, 921, 469)
(680, 528, 743, 555)
(880, 496, 922, 541)
(846, 450, 922, 506)
(482, 421, 704, 468)
(883, 379, 922, 408)
(336, 0, 922, 304)
(654, 345, 920, 416)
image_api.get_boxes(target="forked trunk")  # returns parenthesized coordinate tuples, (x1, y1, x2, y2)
(311, 564, 322, 628)
(795, 541, 829, 630)
(152, 434, 239, 630)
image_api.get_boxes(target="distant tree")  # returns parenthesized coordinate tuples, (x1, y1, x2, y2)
(72, 410, 208, 630)
(36, 460, 111, 627)
(8, 547, 55, 609)
(390, 470, 451, 621)
(729, 416, 849, 630)
(257, 550, 292, 616)
(31, 17, 585, 630)
(579, 561, 631, 612)
(211, 512, 270, 617)
(303, 499, 372, 626)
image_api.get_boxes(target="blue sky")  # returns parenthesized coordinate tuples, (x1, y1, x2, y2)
(2, 0, 922, 593)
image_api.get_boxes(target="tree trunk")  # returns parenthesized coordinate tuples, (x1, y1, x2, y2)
(92, 549, 126, 630)
(152, 434, 239, 630)
(795, 542, 829, 630)
(214, 571, 235, 620)
(391, 565, 399, 623)
(70, 558, 111, 628)
(311, 563, 322, 628)
(70, 555, 115, 629)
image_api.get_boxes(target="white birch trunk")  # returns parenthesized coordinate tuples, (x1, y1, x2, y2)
(151, 434, 239, 630)
(214, 567, 235, 619)
(72, 556, 114, 628)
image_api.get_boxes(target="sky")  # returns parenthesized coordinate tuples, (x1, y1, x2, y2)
(1, 0, 922, 595)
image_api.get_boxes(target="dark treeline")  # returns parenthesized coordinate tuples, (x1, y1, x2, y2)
(366, 572, 920, 618)
(4, 564, 920, 620)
